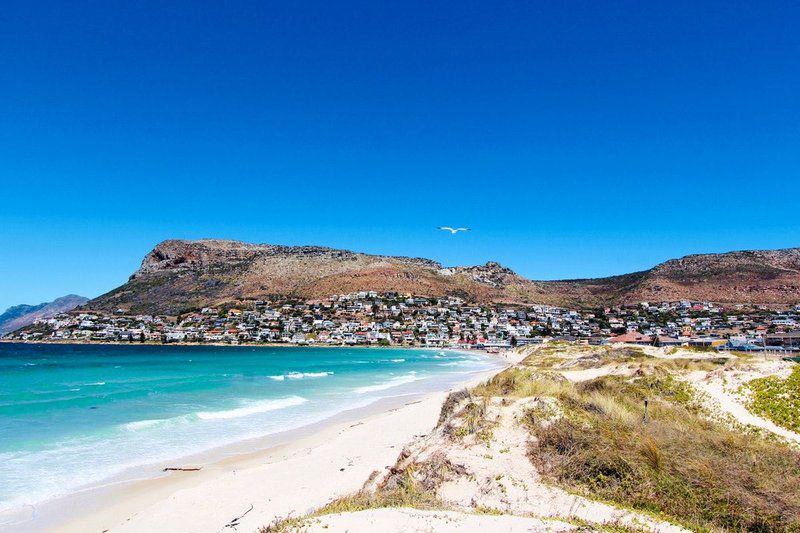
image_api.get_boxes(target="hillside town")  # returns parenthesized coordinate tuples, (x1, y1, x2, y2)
(4, 292, 800, 353)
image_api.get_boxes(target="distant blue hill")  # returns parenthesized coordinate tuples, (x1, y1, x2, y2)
(0, 295, 88, 335)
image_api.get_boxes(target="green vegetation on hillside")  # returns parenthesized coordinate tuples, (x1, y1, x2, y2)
(745, 365, 800, 433)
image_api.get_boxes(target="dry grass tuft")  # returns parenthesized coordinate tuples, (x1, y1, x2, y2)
(436, 389, 470, 427)
(472, 366, 571, 399)
(528, 374, 800, 532)
(260, 451, 460, 532)
(638, 436, 662, 472)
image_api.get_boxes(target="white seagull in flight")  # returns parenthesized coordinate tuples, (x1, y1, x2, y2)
(438, 226, 471, 234)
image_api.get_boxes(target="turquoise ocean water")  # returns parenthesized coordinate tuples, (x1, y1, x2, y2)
(0, 343, 501, 512)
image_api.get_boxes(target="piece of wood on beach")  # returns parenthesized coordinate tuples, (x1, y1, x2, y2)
(162, 466, 202, 472)
(224, 503, 254, 529)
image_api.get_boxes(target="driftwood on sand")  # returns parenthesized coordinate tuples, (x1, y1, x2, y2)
(224, 503, 254, 529)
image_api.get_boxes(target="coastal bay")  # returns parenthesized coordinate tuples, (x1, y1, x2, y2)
(0, 344, 508, 531)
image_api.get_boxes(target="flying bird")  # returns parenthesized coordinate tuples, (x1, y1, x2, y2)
(438, 226, 471, 234)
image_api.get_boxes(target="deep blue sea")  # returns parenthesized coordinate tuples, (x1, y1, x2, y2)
(0, 343, 500, 512)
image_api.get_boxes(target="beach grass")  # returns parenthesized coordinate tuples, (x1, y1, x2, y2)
(518, 371, 800, 532)
(260, 347, 800, 532)
(260, 462, 444, 532)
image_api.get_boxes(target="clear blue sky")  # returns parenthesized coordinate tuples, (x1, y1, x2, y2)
(1, 0, 799, 311)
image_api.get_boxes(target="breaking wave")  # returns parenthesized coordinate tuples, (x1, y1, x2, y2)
(268, 371, 333, 381)
(353, 373, 421, 394)
(196, 396, 308, 420)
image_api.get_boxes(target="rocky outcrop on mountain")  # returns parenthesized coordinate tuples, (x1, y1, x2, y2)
(0, 295, 89, 335)
(442, 262, 522, 288)
(86, 240, 800, 315)
(132, 240, 440, 280)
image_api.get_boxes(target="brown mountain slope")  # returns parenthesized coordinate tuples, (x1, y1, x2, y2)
(625, 248, 800, 304)
(86, 240, 800, 315)
(89, 240, 555, 315)
(536, 249, 800, 306)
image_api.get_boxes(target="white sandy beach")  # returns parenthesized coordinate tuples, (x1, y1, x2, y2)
(57, 394, 448, 532)
(6, 352, 519, 533)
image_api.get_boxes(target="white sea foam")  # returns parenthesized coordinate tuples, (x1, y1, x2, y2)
(86, 381, 106, 386)
(390, 358, 405, 363)
(196, 396, 307, 420)
(353, 373, 421, 394)
(123, 418, 170, 431)
(268, 371, 333, 381)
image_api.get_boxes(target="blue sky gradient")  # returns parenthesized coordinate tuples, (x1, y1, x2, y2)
(1, 0, 799, 310)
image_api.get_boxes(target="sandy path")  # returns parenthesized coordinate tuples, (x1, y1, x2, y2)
(687, 369, 800, 445)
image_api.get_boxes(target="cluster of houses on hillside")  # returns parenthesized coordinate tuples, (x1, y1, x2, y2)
(4, 292, 800, 352)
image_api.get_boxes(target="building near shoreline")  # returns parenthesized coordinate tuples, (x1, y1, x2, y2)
(765, 331, 800, 351)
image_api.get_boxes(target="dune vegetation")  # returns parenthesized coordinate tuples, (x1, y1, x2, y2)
(260, 463, 446, 532)
(523, 374, 800, 532)
(745, 364, 800, 434)
(262, 346, 800, 533)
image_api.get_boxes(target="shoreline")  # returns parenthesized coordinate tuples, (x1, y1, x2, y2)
(0, 338, 499, 352)
(1, 351, 515, 533)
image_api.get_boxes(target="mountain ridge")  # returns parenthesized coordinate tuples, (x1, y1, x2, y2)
(83, 239, 800, 315)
